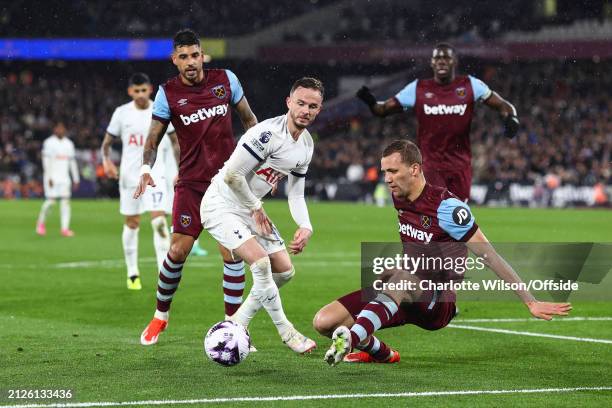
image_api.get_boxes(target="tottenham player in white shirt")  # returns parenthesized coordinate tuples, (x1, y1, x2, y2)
(36, 121, 80, 237)
(101, 73, 179, 290)
(200, 77, 323, 354)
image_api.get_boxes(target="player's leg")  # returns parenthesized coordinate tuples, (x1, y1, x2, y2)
(123, 214, 141, 290)
(36, 198, 55, 235)
(325, 270, 419, 366)
(141, 231, 194, 345)
(150, 210, 170, 272)
(58, 183, 74, 236)
(141, 184, 200, 345)
(232, 240, 315, 353)
(315, 291, 398, 364)
(218, 243, 245, 319)
(233, 248, 315, 353)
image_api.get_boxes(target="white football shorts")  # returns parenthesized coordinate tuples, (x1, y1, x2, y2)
(44, 179, 71, 199)
(200, 186, 286, 256)
(120, 177, 168, 216)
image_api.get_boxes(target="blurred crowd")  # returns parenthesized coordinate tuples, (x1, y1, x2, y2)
(0, 0, 335, 38)
(1, 60, 610, 204)
(309, 60, 611, 201)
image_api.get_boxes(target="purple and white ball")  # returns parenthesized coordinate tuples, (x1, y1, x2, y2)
(204, 320, 250, 366)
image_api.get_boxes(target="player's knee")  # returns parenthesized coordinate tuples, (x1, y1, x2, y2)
(272, 265, 295, 288)
(168, 241, 190, 262)
(125, 216, 140, 229)
(312, 307, 337, 337)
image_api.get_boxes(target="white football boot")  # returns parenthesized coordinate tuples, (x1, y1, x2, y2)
(282, 327, 316, 354)
(324, 325, 352, 366)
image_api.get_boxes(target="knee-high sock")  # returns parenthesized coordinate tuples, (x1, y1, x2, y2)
(355, 336, 392, 361)
(235, 257, 292, 335)
(156, 254, 184, 314)
(350, 293, 399, 350)
(233, 267, 294, 329)
(151, 216, 170, 271)
(60, 198, 71, 230)
(122, 224, 139, 278)
(37, 199, 55, 224)
(223, 260, 245, 317)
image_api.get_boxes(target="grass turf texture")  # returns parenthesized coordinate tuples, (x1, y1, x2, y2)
(0, 199, 611, 407)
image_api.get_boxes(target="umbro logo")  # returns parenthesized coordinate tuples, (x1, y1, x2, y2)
(177, 98, 188, 106)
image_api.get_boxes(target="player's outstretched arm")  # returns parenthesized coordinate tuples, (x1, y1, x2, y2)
(234, 97, 258, 131)
(133, 119, 168, 199)
(467, 228, 572, 320)
(287, 174, 313, 254)
(483, 92, 520, 139)
(356, 86, 403, 117)
(100, 133, 119, 179)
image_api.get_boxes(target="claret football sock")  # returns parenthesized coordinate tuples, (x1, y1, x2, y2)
(350, 293, 399, 349)
(223, 260, 245, 317)
(156, 254, 184, 312)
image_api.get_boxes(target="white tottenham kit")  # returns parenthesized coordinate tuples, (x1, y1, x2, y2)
(106, 100, 175, 215)
(201, 114, 314, 253)
(42, 134, 79, 198)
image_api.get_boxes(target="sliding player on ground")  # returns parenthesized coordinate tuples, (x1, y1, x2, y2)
(315, 140, 572, 365)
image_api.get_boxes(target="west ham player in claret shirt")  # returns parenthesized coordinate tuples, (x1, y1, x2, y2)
(356, 43, 519, 201)
(314, 140, 571, 366)
(133, 29, 258, 346)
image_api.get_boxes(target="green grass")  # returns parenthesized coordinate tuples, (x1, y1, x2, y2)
(0, 200, 611, 407)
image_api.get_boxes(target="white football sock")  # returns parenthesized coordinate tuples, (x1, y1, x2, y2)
(154, 310, 169, 321)
(232, 267, 295, 328)
(234, 259, 292, 335)
(59, 198, 71, 230)
(151, 216, 170, 271)
(37, 199, 55, 224)
(122, 224, 139, 277)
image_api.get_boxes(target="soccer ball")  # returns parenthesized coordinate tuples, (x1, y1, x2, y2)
(204, 320, 250, 366)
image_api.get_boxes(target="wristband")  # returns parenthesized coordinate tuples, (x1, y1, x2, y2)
(140, 164, 152, 175)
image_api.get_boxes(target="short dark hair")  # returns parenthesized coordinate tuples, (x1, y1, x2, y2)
(382, 140, 422, 165)
(128, 72, 151, 86)
(433, 42, 456, 55)
(290, 77, 324, 98)
(173, 29, 200, 49)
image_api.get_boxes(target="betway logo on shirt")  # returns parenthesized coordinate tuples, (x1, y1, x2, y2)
(423, 104, 467, 116)
(180, 104, 228, 125)
(399, 222, 433, 243)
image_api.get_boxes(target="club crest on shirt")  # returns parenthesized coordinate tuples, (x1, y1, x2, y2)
(259, 131, 272, 144)
(420, 215, 431, 229)
(180, 214, 192, 227)
(455, 87, 466, 98)
(212, 85, 226, 99)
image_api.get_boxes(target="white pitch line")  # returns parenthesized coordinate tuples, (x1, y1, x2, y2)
(454, 317, 612, 323)
(1, 386, 611, 408)
(449, 324, 612, 344)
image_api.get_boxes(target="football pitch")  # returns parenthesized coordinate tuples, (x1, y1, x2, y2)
(1, 199, 611, 407)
